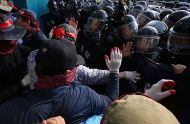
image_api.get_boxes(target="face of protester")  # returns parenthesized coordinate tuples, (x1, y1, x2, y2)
(15, 17, 31, 30)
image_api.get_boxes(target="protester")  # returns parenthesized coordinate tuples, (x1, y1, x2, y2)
(0, 39, 122, 124)
(0, 13, 29, 103)
(15, 9, 47, 51)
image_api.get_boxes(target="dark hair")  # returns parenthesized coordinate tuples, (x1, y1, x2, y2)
(18, 15, 36, 27)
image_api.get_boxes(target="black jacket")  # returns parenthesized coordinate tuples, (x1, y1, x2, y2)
(119, 53, 175, 94)
(22, 30, 47, 51)
(159, 52, 190, 123)
(0, 45, 30, 103)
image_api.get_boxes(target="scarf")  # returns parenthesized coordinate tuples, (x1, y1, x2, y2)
(34, 67, 76, 89)
(0, 40, 17, 55)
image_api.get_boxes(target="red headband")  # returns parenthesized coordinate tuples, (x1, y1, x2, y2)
(18, 10, 35, 22)
(0, 19, 13, 29)
(53, 27, 77, 40)
(18, 10, 41, 32)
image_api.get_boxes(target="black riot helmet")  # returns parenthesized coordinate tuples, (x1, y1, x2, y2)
(136, 1, 147, 8)
(129, 5, 144, 18)
(137, 10, 160, 28)
(90, 4, 100, 13)
(119, 15, 138, 41)
(103, 6, 114, 19)
(167, 16, 190, 55)
(57, 0, 66, 8)
(177, 6, 189, 11)
(145, 20, 168, 45)
(113, 1, 126, 21)
(159, 9, 174, 21)
(162, 10, 190, 30)
(134, 26, 160, 54)
(66, 0, 78, 10)
(86, 9, 108, 32)
(81, 1, 91, 12)
(145, 20, 168, 36)
(149, 6, 161, 13)
(99, 0, 114, 9)
(48, 0, 59, 12)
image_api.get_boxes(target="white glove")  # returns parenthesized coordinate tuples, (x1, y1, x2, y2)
(105, 47, 122, 73)
(49, 26, 56, 39)
(144, 79, 176, 101)
(21, 74, 31, 86)
(124, 71, 141, 83)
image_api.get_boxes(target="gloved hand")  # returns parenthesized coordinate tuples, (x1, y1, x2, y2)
(105, 47, 122, 73)
(21, 50, 38, 88)
(49, 26, 56, 39)
(21, 74, 31, 86)
(124, 71, 141, 83)
(144, 79, 176, 101)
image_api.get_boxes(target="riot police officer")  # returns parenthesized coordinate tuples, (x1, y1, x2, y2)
(119, 26, 174, 94)
(145, 20, 168, 50)
(76, 10, 108, 68)
(118, 15, 138, 42)
(159, 16, 190, 124)
(136, 9, 160, 28)
(41, 0, 63, 36)
(162, 10, 190, 29)
(65, 0, 81, 21)
(16, 9, 47, 51)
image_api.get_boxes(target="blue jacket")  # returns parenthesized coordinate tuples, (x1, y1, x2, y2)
(0, 73, 119, 124)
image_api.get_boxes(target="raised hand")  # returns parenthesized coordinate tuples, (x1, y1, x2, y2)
(105, 47, 122, 73)
(122, 42, 134, 57)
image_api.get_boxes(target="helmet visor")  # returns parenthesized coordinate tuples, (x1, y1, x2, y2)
(134, 36, 160, 53)
(167, 32, 190, 55)
(87, 17, 106, 32)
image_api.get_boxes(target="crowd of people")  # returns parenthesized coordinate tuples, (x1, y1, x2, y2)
(0, 0, 190, 123)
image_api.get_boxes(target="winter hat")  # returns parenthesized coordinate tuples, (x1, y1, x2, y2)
(0, 13, 25, 40)
(17, 9, 40, 32)
(51, 23, 77, 42)
(101, 95, 179, 124)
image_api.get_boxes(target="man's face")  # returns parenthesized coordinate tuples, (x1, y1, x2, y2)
(89, 19, 100, 32)
(15, 17, 29, 29)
